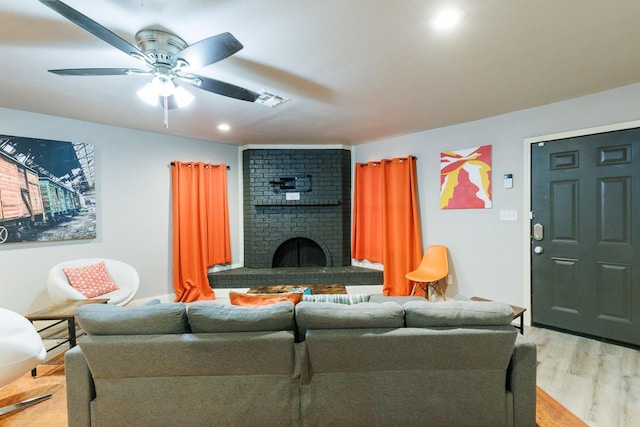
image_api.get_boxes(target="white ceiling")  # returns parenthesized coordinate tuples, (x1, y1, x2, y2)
(1, 0, 640, 145)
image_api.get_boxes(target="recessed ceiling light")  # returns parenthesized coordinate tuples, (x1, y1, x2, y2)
(217, 123, 231, 132)
(432, 8, 463, 30)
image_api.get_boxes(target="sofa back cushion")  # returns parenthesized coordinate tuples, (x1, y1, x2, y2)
(76, 302, 189, 335)
(403, 300, 514, 327)
(187, 301, 295, 332)
(77, 330, 298, 426)
(300, 327, 516, 427)
(295, 302, 404, 338)
(307, 327, 517, 371)
(79, 331, 296, 377)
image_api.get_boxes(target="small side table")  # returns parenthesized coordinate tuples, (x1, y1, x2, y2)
(26, 298, 109, 375)
(470, 296, 527, 334)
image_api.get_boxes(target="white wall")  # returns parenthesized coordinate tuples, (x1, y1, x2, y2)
(353, 82, 640, 308)
(0, 108, 241, 314)
(4, 82, 640, 315)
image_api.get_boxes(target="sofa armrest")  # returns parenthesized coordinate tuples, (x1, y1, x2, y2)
(507, 335, 537, 427)
(65, 346, 95, 427)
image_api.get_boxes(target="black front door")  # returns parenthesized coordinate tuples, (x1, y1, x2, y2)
(531, 127, 640, 346)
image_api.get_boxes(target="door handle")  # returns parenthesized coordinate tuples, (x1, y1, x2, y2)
(534, 246, 543, 254)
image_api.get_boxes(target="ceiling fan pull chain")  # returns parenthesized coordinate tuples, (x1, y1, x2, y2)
(163, 96, 169, 128)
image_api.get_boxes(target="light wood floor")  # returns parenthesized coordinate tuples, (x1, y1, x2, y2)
(526, 325, 640, 427)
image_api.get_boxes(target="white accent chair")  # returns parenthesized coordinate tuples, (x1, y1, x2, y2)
(0, 308, 51, 415)
(47, 258, 140, 306)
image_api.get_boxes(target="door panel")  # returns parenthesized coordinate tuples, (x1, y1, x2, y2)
(550, 180, 578, 241)
(597, 262, 632, 322)
(598, 177, 630, 243)
(531, 128, 639, 346)
(550, 257, 579, 313)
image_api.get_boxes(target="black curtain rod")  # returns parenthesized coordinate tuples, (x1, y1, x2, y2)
(169, 162, 230, 170)
(358, 156, 417, 167)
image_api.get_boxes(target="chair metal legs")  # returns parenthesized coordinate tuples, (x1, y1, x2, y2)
(410, 281, 445, 300)
(0, 393, 52, 416)
(410, 282, 426, 297)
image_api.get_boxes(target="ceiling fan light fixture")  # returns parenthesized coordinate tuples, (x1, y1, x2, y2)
(137, 68, 194, 108)
(173, 85, 194, 108)
(137, 82, 159, 106)
(151, 74, 175, 97)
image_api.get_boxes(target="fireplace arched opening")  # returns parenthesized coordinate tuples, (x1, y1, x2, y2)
(272, 237, 327, 268)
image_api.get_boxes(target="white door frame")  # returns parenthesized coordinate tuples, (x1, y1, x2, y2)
(521, 119, 640, 326)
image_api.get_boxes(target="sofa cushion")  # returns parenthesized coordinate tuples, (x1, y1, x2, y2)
(295, 302, 404, 337)
(229, 291, 303, 306)
(76, 302, 189, 335)
(188, 301, 295, 332)
(404, 300, 514, 327)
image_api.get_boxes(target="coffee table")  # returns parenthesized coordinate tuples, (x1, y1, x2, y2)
(247, 284, 347, 295)
(470, 296, 526, 334)
(26, 298, 109, 375)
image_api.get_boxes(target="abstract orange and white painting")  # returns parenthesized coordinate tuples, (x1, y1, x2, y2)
(440, 145, 492, 209)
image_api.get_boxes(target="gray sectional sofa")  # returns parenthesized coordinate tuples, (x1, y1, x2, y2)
(65, 299, 536, 426)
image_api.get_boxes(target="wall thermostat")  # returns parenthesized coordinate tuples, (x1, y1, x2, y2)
(504, 173, 513, 189)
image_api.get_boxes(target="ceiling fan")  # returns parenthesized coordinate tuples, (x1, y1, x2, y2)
(38, 0, 270, 127)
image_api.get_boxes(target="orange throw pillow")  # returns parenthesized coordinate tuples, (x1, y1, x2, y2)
(63, 261, 119, 298)
(229, 291, 303, 306)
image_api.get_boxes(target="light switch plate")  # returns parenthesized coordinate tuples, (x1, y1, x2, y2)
(500, 210, 518, 221)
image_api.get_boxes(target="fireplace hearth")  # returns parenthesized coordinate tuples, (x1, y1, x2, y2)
(208, 266, 382, 288)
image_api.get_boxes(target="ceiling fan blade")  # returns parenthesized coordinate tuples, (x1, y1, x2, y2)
(39, 0, 146, 60)
(186, 75, 259, 102)
(172, 32, 243, 70)
(48, 68, 148, 76)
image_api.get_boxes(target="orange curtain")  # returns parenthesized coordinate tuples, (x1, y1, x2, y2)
(351, 161, 384, 262)
(381, 157, 423, 295)
(171, 161, 231, 302)
(352, 156, 422, 295)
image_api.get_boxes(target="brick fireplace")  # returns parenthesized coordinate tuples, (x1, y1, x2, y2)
(208, 148, 382, 288)
(243, 148, 351, 268)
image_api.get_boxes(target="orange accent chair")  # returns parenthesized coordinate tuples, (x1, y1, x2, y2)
(406, 245, 449, 300)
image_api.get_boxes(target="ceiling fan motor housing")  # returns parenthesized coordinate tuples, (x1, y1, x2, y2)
(135, 29, 188, 66)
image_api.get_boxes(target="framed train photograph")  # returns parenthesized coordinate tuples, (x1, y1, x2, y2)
(0, 134, 95, 245)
